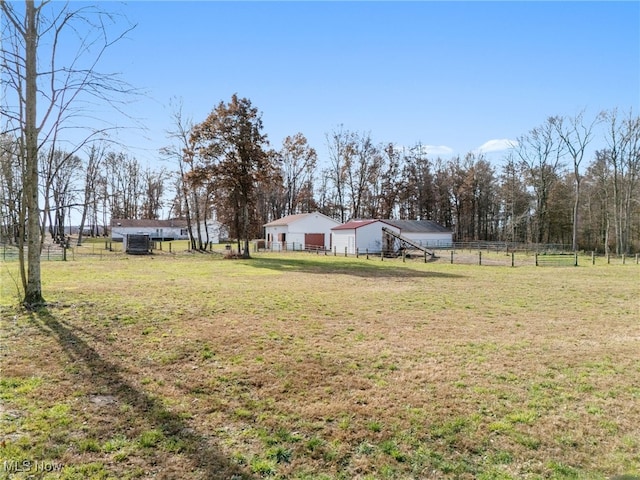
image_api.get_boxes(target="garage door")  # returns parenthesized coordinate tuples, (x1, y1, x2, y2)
(304, 233, 325, 250)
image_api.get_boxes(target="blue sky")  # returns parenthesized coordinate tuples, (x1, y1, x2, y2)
(70, 1, 640, 166)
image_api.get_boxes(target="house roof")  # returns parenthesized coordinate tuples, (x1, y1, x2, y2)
(110, 219, 188, 228)
(383, 219, 451, 233)
(263, 212, 339, 227)
(332, 219, 451, 233)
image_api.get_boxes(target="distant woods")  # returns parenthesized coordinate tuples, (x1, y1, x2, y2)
(1, 104, 639, 255)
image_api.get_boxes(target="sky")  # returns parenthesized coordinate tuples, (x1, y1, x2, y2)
(35, 1, 640, 167)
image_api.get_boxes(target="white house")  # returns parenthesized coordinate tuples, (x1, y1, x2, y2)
(263, 212, 341, 251)
(111, 219, 189, 242)
(111, 219, 224, 244)
(194, 220, 227, 245)
(331, 219, 452, 255)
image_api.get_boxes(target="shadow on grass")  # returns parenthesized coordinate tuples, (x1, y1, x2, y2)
(30, 306, 255, 480)
(248, 255, 463, 279)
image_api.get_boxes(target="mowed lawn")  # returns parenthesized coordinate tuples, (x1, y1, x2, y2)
(0, 251, 639, 479)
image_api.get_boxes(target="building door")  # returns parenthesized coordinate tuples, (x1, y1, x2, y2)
(304, 233, 325, 250)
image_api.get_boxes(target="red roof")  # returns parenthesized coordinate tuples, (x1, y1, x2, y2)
(331, 219, 379, 231)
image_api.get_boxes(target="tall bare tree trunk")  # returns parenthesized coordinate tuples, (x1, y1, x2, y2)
(23, 1, 44, 306)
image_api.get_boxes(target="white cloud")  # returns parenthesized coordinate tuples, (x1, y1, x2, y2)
(476, 139, 518, 154)
(423, 144, 455, 156)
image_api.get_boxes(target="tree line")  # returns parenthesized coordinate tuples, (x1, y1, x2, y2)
(2, 102, 639, 258)
(163, 102, 640, 257)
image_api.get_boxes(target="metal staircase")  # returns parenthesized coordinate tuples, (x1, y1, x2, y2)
(382, 227, 435, 257)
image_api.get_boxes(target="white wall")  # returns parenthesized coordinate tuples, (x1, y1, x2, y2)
(400, 232, 453, 247)
(334, 222, 452, 254)
(112, 226, 185, 241)
(195, 221, 222, 244)
(265, 213, 339, 251)
(332, 222, 396, 254)
(332, 229, 355, 254)
(357, 222, 399, 252)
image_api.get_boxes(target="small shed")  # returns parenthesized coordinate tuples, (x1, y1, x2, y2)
(124, 234, 151, 255)
(263, 212, 341, 251)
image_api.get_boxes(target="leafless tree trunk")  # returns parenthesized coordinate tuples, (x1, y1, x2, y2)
(552, 110, 602, 251)
(344, 131, 382, 220)
(0, 136, 22, 244)
(514, 117, 567, 244)
(325, 126, 352, 223)
(77, 143, 106, 245)
(1, 0, 135, 306)
(280, 133, 317, 216)
(161, 100, 197, 250)
(604, 109, 640, 254)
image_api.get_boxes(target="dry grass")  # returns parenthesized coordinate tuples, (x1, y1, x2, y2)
(1, 250, 639, 479)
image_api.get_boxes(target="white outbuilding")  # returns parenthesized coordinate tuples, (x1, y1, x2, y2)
(263, 212, 341, 251)
(331, 219, 452, 255)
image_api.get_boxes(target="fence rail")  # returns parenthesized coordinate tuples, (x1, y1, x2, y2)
(2, 240, 638, 267)
(260, 244, 639, 267)
(1, 244, 67, 262)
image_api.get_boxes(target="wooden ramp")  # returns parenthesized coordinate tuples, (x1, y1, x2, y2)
(382, 227, 435, 257)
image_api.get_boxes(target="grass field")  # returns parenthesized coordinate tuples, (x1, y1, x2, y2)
(1, 248, 639, 479)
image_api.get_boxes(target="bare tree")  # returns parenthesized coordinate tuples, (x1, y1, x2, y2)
(325, 126, 352, 223)
(344, 131, 382, 219)
(77, 143, 106, 245)
(161, 99, 198, 250)
(279, 133, 317, 216)
(603, 109, 640, 254)
(498, 153, 531, 243)
(0, 136, 22, 244)
(140, 167, 167, 220)
(514, 117, 567, 244)
(551, 110, 602, 250)
(398, 144, 435, 221)
(1, 1, 134, 306)
(582, 150, 614, 253)
(377, 143, 403, 219)
(40, 147, 81, 243)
